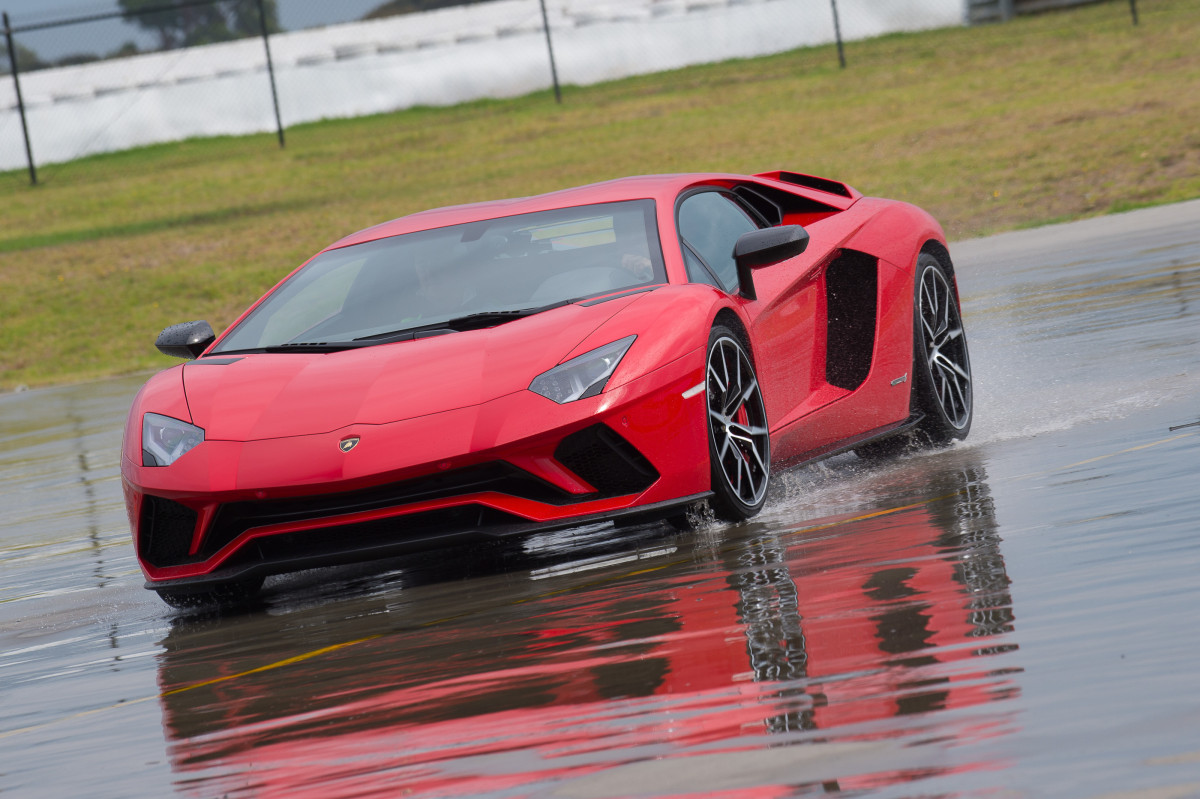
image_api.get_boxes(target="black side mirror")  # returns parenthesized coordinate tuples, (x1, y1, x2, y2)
(733, 224, 810, 301)
(155, 320, 215, 359)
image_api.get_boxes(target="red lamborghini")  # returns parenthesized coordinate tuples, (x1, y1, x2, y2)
(121, 171, 972, 607)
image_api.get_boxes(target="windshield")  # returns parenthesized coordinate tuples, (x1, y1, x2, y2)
(213, 200, 665, 353)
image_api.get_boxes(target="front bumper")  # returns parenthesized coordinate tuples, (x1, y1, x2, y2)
(123, 351, 709, 590)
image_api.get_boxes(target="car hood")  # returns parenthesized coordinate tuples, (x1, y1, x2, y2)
(182, 297, 642, 441)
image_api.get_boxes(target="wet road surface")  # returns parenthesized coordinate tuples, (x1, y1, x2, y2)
(2, 200, 1199, 798)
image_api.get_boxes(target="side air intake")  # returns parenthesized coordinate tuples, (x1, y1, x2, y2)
(826, 250, 878, 391)
(140, 495, 198, 568)
(555, 424, 659, 496)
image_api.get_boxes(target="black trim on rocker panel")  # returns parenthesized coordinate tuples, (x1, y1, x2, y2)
(825, 250, 878, 391)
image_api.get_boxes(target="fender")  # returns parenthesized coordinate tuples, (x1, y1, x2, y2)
(842, 198, 948, 272)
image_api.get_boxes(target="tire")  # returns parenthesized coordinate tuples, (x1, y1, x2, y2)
(910, 251, 973, 445)
(705, 326, 770, 521)
(156, 575, 265, 610)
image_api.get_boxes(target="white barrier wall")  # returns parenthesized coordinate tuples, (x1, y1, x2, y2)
(0, 0, 962, 171)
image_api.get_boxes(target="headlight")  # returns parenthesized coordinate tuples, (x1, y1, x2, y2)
(529, 335, 636, 404)
(142, 413, 205, 467)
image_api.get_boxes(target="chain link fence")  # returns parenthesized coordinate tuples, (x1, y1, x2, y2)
(2, 0, 1143, 184)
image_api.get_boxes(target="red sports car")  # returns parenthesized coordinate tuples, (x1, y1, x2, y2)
(122, 171, 972, 607)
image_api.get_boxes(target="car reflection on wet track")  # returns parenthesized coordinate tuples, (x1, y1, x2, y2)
(151, 457, 1018, 797)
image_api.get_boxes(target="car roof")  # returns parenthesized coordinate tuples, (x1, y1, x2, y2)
(323, 173, 749, 251)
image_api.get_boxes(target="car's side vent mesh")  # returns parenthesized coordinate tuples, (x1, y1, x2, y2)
(140, 495, 197, 568)
(555, 424, 659, 496)
(826, 249, 878, 391)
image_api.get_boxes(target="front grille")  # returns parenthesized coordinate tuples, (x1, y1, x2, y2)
(141, 434, 660, 571)
(199, 461, 572, 561)
(225, 504, 528, 571)
(555, 424, 659, 496)
(140, 495, 198, 568)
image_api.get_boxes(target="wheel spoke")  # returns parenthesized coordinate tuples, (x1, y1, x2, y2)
(717, 428, 733, 460)
(728, 422, 768, 438)
(935, 353, 971, 382)
(937, 283, 951, 336)
(740, 376, 760, 407)
(707, 362, 727, 395)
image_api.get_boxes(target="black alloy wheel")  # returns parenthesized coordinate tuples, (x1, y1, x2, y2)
(705, 326, 771, 521)
(912, 251, 973, 444)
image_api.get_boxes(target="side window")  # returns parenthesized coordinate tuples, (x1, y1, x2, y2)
(677, 191, 761, 292)
(682, 244, 720, 287)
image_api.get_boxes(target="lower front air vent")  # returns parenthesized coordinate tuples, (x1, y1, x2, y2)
(140, 495, 198, 568)
(555, 424, 659, 496)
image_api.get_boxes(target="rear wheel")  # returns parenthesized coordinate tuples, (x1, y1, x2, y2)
(912, 251, 973, 444)
(856, 251, 972, 459)
(705, 326, 770, 521)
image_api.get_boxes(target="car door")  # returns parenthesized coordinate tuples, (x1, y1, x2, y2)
(676, 188, 831, 435)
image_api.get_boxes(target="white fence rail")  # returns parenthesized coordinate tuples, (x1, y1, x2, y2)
(2, 0, 1121, 176)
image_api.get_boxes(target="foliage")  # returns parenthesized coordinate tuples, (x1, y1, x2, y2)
(117, 0, 279, 49)
(363, 0, 481, 20)
(0, 40, 46, 74)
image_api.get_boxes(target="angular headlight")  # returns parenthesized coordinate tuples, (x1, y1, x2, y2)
(142, 413, 205, 467)
(529, 335, 637, 404)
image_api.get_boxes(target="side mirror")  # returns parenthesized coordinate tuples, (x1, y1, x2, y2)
(733, 224, 810, 301)
(155, 320, 215, 359)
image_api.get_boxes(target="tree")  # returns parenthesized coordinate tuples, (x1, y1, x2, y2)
(363, 0, 478, 21)
(0, 40, 46, 74)
(109, 41, 143, 60)
(117, 0, 280, 50)
(55, 52, 102, 67)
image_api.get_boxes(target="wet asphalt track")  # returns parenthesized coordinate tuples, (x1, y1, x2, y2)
(2, 200, 1199, 798)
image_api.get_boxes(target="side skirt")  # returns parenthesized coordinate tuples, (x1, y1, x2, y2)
(771, 413, 925, 471)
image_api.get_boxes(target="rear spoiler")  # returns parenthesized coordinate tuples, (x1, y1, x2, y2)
(754, 170, 860, 201)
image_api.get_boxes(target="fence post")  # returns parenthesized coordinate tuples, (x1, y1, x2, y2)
(999, 0, 1015, 21)
(3, 11, 37, 185)
(256, 0, 284, 148)
(538, 0, 562, 104)
(1129, 0, 1138, 25)
(829, 0, 846, 68)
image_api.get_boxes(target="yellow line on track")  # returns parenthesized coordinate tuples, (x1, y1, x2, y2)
(0, 635, 384, 740)
(1010, 430, 1197, 481)
(1060, 432, 1195, 470)
(158, 635, 384, 697)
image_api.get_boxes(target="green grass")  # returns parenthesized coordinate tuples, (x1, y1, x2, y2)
(2, 0, 1198, 390)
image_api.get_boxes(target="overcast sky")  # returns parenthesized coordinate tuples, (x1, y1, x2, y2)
(4, 0, 385, 60)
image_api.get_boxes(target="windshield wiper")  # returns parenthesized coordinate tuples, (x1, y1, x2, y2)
(257, 302, 570, 353)
(263, 341, 378, 353)
(352, 301, 570, 342)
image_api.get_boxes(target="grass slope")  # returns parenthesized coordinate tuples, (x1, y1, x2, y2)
(1, 0, 1197, 390)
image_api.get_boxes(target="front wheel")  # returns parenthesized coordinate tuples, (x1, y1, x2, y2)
(705, 326, 770, 521)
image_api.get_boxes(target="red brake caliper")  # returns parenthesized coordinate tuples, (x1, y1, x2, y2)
(735, 403, 750, 462)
